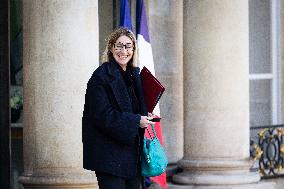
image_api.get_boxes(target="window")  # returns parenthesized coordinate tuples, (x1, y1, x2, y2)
(249, 0, 282, 127)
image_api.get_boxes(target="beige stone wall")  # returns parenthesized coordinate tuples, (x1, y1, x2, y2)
(148, 0, 184, 163)
(98, 1, 114, 63)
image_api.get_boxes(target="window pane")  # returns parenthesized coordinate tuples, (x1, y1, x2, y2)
(249, 0, 271, 74)
(250, 80, 271, 126)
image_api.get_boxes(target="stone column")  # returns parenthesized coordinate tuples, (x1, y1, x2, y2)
(171, 1, 274, 188)
(19, 1, 98, 188)
(148, 0, 183, 165)
(281, 0, 284, 123)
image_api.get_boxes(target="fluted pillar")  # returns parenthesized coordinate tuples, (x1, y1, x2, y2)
(19, 1, 98, 188)
(148, 0, 183, 164)
(171, 1, 274, 188)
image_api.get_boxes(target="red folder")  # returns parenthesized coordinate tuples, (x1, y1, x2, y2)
(140, 67, 165, 113)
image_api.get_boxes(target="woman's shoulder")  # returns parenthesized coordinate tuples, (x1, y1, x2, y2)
(88, 62, 110, 85)
(93, 62, 109, 76)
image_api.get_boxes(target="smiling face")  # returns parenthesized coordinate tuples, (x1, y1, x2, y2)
(111, 35, 134, 70)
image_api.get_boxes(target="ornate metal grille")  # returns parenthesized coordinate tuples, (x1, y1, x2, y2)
(250, 125, 284, 178)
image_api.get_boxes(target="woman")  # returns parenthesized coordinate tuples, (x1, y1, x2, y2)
(82, 27, 154, 189)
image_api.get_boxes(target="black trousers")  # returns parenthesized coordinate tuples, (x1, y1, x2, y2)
(95, 171, 143, 189)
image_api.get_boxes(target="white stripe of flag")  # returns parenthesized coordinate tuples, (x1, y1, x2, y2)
(136, 0, 160, 116)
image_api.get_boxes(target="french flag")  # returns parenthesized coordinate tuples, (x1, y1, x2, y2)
(119, 0, 133, 30)
(136, 0, 167, 189)
(136, 0, 159, 115)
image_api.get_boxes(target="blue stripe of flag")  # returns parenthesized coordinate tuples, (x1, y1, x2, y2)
(136, 0, 150, 43)
(120, 0, 133, 31)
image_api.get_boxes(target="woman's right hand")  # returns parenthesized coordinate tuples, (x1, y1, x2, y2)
(139, 116, 155, 128)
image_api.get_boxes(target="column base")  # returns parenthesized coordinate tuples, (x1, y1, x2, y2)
(168, 181, 275, 189)
(173, 171, 260, 185)
(19, 170, 98, 189)
(173, 159, 260, 185)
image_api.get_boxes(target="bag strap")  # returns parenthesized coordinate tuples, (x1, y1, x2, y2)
(146, 124, 157, 140)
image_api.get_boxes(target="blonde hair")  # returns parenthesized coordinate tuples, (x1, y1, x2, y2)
(101, 27, 138, 67)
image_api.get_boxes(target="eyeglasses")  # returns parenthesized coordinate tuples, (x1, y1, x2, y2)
(113, 43, 134, 51)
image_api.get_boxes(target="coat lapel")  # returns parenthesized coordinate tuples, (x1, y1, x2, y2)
(106, 61, 132, 112)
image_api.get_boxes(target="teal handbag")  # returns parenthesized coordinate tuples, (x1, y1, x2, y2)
(141, 124, 168, 177)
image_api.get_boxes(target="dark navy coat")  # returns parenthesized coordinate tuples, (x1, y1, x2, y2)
(82, 61, 147, 178)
